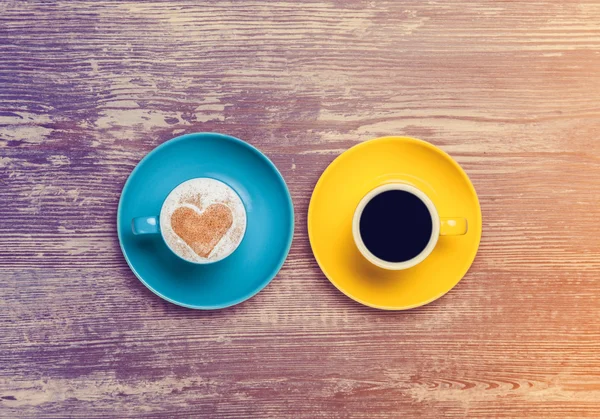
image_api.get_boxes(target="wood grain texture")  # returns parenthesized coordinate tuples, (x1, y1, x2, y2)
(1, 0, 600, 417)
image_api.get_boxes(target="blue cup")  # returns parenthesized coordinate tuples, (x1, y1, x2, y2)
(131, 177, 247, 264)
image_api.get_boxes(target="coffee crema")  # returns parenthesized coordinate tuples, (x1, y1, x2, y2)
(160, 178, 246, 263)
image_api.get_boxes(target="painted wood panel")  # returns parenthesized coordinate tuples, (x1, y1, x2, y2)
(1, 1, 599, 417)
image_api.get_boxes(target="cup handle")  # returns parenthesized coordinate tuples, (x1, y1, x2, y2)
(440, 218, 468, 236)
(132, 216, 159, 235)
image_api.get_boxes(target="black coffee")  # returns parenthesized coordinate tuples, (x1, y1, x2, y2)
(359, 190, 433, 263)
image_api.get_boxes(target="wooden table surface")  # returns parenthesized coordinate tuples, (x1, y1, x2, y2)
(1, 1, 599, 418)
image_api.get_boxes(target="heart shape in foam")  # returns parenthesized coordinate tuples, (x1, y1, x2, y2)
(170, 204, 233, 258)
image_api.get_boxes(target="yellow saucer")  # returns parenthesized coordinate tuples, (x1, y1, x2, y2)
(308, 137, 482, 310)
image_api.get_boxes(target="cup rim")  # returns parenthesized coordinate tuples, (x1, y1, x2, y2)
(352, 183, 440, 270)
(159, 177, 247, 265)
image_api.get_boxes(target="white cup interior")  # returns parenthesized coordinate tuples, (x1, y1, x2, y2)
(352, 183, 440, 270)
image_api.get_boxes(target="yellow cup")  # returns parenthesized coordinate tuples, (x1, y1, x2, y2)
(352, 183, 467, 270)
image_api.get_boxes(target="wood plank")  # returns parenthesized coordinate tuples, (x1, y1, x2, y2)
(1, 1, 599, 417)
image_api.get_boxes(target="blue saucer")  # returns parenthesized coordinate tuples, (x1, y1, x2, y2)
(117, 133, 294, 309)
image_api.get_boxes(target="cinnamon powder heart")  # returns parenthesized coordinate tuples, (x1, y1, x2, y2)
(170, 204, 233, 258)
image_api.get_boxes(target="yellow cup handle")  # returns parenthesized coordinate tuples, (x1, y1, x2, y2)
(440, 218, 468, 236)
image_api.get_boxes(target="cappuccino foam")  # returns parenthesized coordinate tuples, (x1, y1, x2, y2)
(160, 178, 246, 263)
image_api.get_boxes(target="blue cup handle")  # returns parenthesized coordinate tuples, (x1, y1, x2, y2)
(132, 216, 159, 235)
